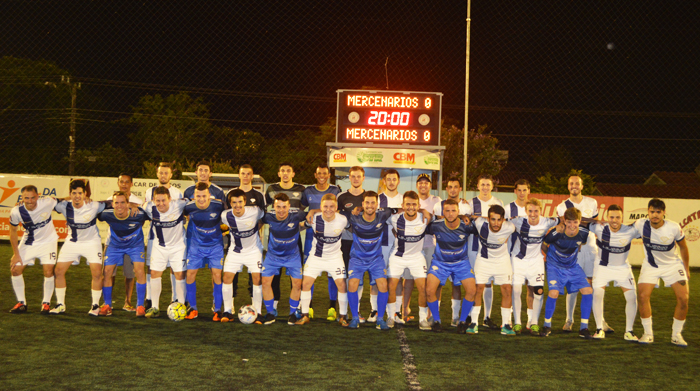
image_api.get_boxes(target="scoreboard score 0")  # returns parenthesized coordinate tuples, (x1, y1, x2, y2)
(336, 90, 442, 146)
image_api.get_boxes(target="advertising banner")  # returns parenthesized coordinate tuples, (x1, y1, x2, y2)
(329, 146, 441, 170)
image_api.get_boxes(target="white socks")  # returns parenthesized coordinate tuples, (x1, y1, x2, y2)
(223, 283, 233, 313)
(512, 284, 523, 325)
(300, 290, 312, 314)
(43, 277, 55, 303)
(175, 279, 186, 304)
(532, 294, 543, 326)
(387, 302, 396, 319)
(55, 287, 67, 306)
(170, 273, 177, 301)
(641, 317, 653, 336)
(338, 292, 348, 316)
(592, 288, 605, 329)
(501, 306, 512, 326)
(11, 275, 26, 303)
(146, 274, 152, 300)
(91, 289, 102, 306)
(672, 318, 685, 337)
(419, 306, 428, 322)
(252, 284, 263, 314)
(151, 277, 162, 309)
(566, 293, 577, 322)
(483, 286, 493, 319)
(451, 299, 461, 320)
(471, 305, 482, 322)
(357, 285, 363, 313)
(370, 294, 378, 312)
(624, 290, 637, 332)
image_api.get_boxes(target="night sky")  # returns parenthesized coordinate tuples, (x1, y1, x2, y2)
(1, 1, 698, 182)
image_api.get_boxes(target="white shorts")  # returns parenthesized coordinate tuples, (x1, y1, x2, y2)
(512, 256, 545, 286)
(474, 256, 512, 285)
(577, 248, 597, 278)
(592, 264, 635, 290)
(303, 254, 346, 280)
(388, 254, 427, 279)
(149, 245, 186, 273)
(638, 262, 688, 287)
(224, 250, 263, 274)
(16, 241, 58, 266)
(57, 241, 103, 265)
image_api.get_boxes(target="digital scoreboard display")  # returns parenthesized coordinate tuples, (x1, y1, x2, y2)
(336, 90, 442, 146)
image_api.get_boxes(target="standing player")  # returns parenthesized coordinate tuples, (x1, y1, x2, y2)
(634, 199, 690, 346)
(8, 185, 58, 314)
(301, 163, 341, 321)
(468, 174, 504, 329)
(221, 189, 265, 323)
(142, 186, 189, 318)
(260, 193, 308, 325)
(99, 191, 150, 317)
(184, 161, 226, 201)
(52, 180, 108, 316)
(183, 183, 226, 321)
(296, 194, 349, 326)
(378, 170, 405, 322)
(413, 174, 441, 322)
(586, 205, 640, 340)
(509, 198, 559, 335)
(540, 208, 595, 339)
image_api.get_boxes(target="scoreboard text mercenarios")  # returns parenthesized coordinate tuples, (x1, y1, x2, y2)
(336, 90, 442, 146)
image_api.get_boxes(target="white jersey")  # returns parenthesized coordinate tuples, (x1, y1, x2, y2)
(467, 195, 503, 254)
(473, 217, 515, 260)
(432, 199, 472, 217)
(9, 197, 59, 246)
(633, 218, 685, 268)
(54, 201, 106, 244)
(505, 201, 526, 220)
(420, 195, 441, 249)
(556, 196, 599, 254)
(143, 199, 188, 249)
(379, 192, 404, 248)
(388, 212, 429, 258)
(590, 223, 640, 267)
(221, 206, 264, 254)
(510, 217, 559, 261)
(144, 185, 183, 203)
(309, 213, 348, 258)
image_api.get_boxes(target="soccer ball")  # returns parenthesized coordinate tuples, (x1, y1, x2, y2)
(167, 302, 187, 321)
(238, 305, 257, 324)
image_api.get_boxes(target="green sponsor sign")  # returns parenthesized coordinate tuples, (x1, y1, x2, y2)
(356, 151, 384, 163)
(424, 156, 439, 165)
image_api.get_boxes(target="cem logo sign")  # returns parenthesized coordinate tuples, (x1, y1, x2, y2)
(333, 153, 347, 163)
(393, 152, 415, 165)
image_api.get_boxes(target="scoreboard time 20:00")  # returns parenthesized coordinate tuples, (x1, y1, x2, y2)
(336, 90, 442, 146)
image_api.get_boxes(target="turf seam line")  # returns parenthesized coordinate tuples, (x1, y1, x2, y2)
(396, 328, 422, 391)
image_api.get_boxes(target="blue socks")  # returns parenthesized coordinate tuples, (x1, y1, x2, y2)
(348, 291, 359, 318)
(328, 276, 338, 301)
(460, 299, 474, 322)
(289, 299, 299, 315)
(580, 293, 593, 330)
(264, 299, 275, 314)
(103, 286, 113, 306)
(377, 291, 389, 318)
(186, 282, 197, 310)
(544, 296, 558, 327)
(213, 283, 222, 312)
(427, 299, 441, 323)
(136, 283, 146, 307)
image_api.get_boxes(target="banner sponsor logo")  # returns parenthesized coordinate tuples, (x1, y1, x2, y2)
(393, 152, 414, 165)
(356, 151, 383, 163)
(423, 156, 439, 166)
(332, 153, 347, 163)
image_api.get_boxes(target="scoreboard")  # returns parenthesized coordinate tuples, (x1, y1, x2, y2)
(336, 90, 442, 146)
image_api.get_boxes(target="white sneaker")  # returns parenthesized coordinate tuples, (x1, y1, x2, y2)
(419, 319, 432, 331)
(367, 310, 378, 323)
(562, 319, 573, 332)
(386, 317, 395, 328)
(88, 304, 100, 316)
(603, 321, 614, 333)
(671, 334, 688, 347)
(593, 329, 606, 339)
(451, 318, 459, 327)
(49, 304, 66, 315)
(394, 313, 405, 325)
(624, 331, 639, 342)
(638, 334, 654, 344)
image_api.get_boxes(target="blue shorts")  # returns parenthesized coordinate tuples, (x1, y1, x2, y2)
(186, 245, 224, 270)
(262, 254, 303, 280)
(429, 259, 474, 285)
(546, 263, 590, 294)
(105, 246, 145, 267)
(348, 256, 386, 281)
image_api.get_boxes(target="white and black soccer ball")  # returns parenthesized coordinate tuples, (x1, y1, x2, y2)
(238, 305, 257, 324)
(167, 302, 187, 321)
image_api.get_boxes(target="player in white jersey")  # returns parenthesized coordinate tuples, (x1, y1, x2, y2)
(469, 205, 517, 335)
(296, 193, 349, 326)
(634, 199, 690, 346)
(51, 180, 110, 316)
(221, 189, 265, 323)
(378, 169, 407, 322)
(143, 162, 183, 309)
(509, 198, 559, 335)
(8, 185, 58, 314)
(432, 178, 472, 327)
(555, 174, 610, 333)
(142, 186, 189, 318)
(585, 205, 641, 340)
(467, 174, 503, 330)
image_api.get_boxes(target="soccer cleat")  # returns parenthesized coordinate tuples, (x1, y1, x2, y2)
(483, 317, 500, 330)
(221, 312, 234, 323)
(10, 302, 27, 314)
(593, 329, 605, 339)
(88, 304, 100, 316)
(338, 315, 349, 327)
(308, 308, 314, 319)
(603, 321, 615, 333)
(513, 324, 522, 335)
(394, 314, 406, 325)
(122, 303, 135, 312)
(136, 306, 146, 317)
(466, 323, 479, 334)
(367, 310, 378, 323)
(41, 302, 51, 315)
(671, 334, 687, 347)
(99, 305, 113, 316)
(254, 314, 265, 325)
(638, 334, 654, 344)
(579, 328, 593, 339)
(419, 319, 432, 331)
(295, 315, 310, 325)
(562, 319, 573, 332)
(431, 321, 443, 333)
(348, 318, 360, 329)
(623, 331, 638, 342)
(185, 309, 199, 320)
(326, 308, 337, 321)
(457, 321, 468, 334)
(144, 299, 152, 311)
(50, 304, 66, 315)
(263, 313, 276, 325)
(501, 324, 516, 336)
(540, 326, 552, 337)
(376, 319, 390, 331)
(212, 311, 222, 322)
(386, 317, 395, 329)
(358, 313, 366, 324)
(530, 325, 541, 336)
(451, 318, 459, 328)
(145, 307, 160, 318)
(287, 314, 297, 325)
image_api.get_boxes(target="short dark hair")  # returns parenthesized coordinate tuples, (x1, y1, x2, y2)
(274, 193, 290, 203)
(608, 204, 623, 213)
(488, 205, 505, 219)
(196, 161, 211, 170)
(384, 169, 400, 179)
(403, 190, 419, 201)
(227, 189, 247, 204)
(112, 191, 128, 202)
(158, 162, 172, 170)
(69, 179, 87, 192)
(363, 191, 379, 201)
(153, 186, 171, 198)
(514, 179, 530, 189)
(279, 162, 294, 171)
(444, 198, 459, 207)
(118, 173, 133, 182)
(477, 174, 494, 185)
(446, 177, 461, 187)
(20, 185, 38, 194)
(317, 163, 329, 171)
(648, 198, 666, 211)
(564, 207, 582, 221)
(195, 182, 210, 192)
(240, 164, 253, 173)
(350, 166, 365, 175)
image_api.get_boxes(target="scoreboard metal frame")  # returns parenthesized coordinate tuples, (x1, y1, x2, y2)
(335, 89, 443, 147)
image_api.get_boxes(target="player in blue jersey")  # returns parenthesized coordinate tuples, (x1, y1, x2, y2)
(260, 193, 308, 325)
(99, 191, 150, 317)
(425, 199, 477, 333)
(301, 163, 342, 321)
(183, 182, 226, 321)
(540, 207, 595, 338)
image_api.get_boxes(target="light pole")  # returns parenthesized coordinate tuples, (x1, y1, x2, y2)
(48, 76, 81, 175)
(462, 0, 472, 197)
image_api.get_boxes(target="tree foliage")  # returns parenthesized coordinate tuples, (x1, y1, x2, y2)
(531, 169, 597, 195)
(441, 122, 507, 190)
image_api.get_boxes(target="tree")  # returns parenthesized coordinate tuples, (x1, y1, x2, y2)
(74, 143, 130, 177)
(531, 169, 597, 195)
(529, 146, 574, 180)
(440, 122, 507, 189)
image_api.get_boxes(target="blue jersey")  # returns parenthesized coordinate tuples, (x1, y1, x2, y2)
(345, 209, 393, 260)
(301, 185, 341, 210)
(262, 211, 307, 258)
(427, 219, 477, 263)
(98, 208, 149, 249)
(544, 228, 590, 269)
(183, 183, 226, 202)
(184, 200, 225, 247)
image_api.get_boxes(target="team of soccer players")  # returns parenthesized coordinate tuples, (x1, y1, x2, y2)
(6, 165, 692, 346)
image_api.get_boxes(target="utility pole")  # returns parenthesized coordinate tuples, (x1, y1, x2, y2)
(61, 76, 80, 176)
(462, 0, 472, 197)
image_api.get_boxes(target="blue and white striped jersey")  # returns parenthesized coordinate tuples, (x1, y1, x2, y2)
(54, 200, 106, 244)
(510, 217, 559, 260)
(472, 217, 515, 260)
(309, 213, 348, 258)
(143, 199, 188, 249)
(388, 212, 428, 258)
(632, 218, 684, 268)
(9, 197, 59, 246)
(590, 223, 640, 267)
(221, 206, 264, 254)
